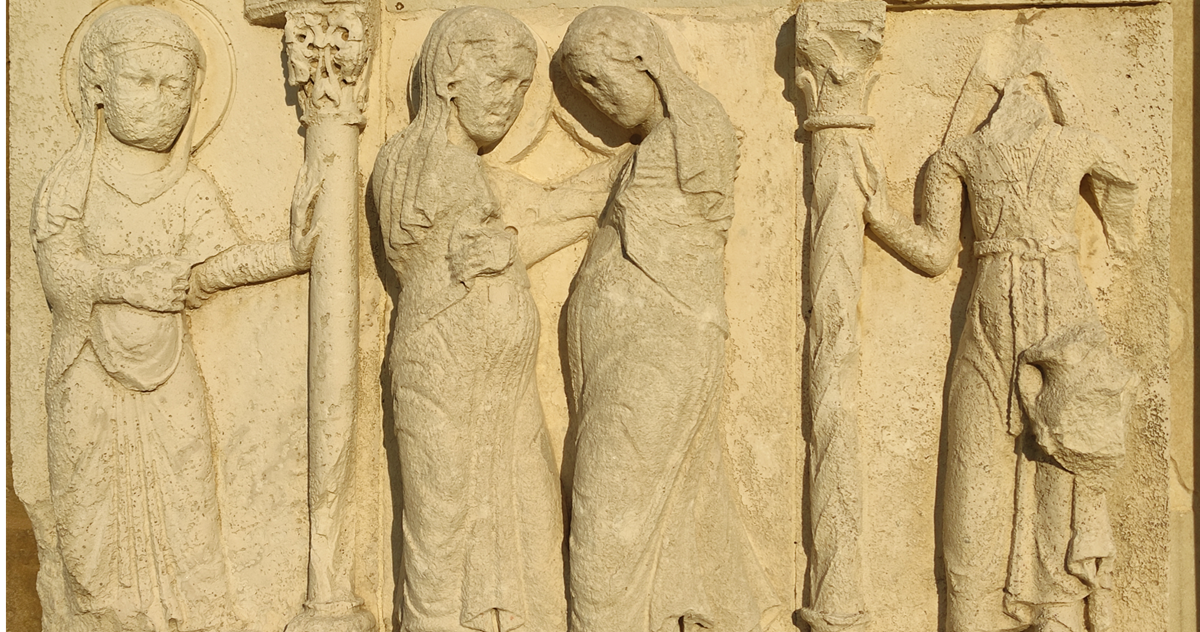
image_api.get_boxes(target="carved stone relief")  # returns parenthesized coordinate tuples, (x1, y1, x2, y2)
(557, 7, 781, 632)
(793, 4, 884, 630)
(30, 6, 315, 631)
(863, 26, 1141, 632)
(370, 8, 569, 632)
(268, 2, 376, 630)
(6, 2, 1181, 632)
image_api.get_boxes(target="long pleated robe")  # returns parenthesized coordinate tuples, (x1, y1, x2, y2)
(566, 120, 779, 632)
(932, 124, 1137, 632)
(381, 143, 566, 632)
(40, 167, 237, 632)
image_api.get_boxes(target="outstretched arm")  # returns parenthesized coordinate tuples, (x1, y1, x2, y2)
(487, 148, 630, 267)
(188, 241, 302, 300)
(187, 165, 321, 306)
(1084, 133, 1138, 255)
(862, 144, 965, 277)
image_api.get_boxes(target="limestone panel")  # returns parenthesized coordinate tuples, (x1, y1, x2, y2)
(5, 1, 1183, 632)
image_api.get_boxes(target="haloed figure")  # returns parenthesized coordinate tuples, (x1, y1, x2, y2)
(32, 6, 317, 632)
(558, 8, 779, 632)
(371, 7, 567, 632)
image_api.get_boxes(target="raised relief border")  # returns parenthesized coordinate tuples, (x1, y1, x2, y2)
(378, 0, 1163, 16)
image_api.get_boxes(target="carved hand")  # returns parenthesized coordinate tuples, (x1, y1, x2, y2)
(858, 140, 891, 227)
(449, 225, 517, 283)
(185, 266, 212, 310)
(290, 160, 325, 270)
(123, 256, 192, 313)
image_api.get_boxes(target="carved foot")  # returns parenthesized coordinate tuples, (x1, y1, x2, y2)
(798, 608, 869, 632)
(284, 602, 375, 632)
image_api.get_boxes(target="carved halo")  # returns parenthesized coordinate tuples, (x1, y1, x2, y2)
(61, 0, 236, 152)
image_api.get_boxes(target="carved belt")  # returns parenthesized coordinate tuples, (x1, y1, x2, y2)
(972, 234, 1080, 435)
(803, 114, 875, 133)
(973, 234, 1079, 260)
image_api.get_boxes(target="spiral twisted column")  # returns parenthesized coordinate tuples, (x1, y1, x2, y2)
(794, 4, 885, 631)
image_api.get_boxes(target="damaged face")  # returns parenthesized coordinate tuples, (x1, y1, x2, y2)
(563, 48, 659, 132)
(101, 44, 196, 153)
(448, 42, 536, 150)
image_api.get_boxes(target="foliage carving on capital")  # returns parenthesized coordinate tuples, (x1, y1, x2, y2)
(284, 6, 371, 125)
(794, 1, 885, 131)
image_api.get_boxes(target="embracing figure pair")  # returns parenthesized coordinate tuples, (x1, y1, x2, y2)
(372, 6, 780, 632)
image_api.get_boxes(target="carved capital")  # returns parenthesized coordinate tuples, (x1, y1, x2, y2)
(285, 6, 371, 126)
(795, 1, 886, 128)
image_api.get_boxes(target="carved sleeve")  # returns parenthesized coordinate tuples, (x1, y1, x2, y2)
(867, 148, 965, 277)
(184, 176, 303, 300)
(34, 221, 122, 313)
(486, 156, 623, 267)
(1084, 133, 1139, 254)
(38, 217, 202, 315)
(190, 241, 300, 296)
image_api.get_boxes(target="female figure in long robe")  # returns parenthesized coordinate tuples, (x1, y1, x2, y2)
(33, 7, 317, 631)
(370, 8, 574, 632)
(557, 8, 779, 632)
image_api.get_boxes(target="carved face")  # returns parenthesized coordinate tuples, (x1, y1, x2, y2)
(101, 44, 196, 153)
(563, 49, 659, 131)
(448, 43, 536, 149)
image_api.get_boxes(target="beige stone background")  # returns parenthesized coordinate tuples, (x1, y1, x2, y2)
(6, 0, 1195, 631)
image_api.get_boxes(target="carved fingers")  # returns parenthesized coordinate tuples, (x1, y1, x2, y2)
(856, 138, 890, 226)
(448, 225, 517, 283)
(290, 160, 325, 270)
(124, 256, 192, 313)
(184, 270, 211, 310)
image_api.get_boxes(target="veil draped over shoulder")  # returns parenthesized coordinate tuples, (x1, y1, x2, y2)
(33, 6, 205, 244)
(372, 6, 535, 263)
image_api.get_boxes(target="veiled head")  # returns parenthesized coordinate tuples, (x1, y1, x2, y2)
(417, 6, 537, 149)
(372, 7, 537, 257)
(81, 6, 205, 153)
(558, 7, 668, 132)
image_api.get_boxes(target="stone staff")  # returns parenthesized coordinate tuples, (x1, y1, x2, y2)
(794, 3, 885, 631)
(246, 1, 374, 630)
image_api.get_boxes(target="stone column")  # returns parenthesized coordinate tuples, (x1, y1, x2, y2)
(247, 2, 374, 631)
(794, 3, 885, 632)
